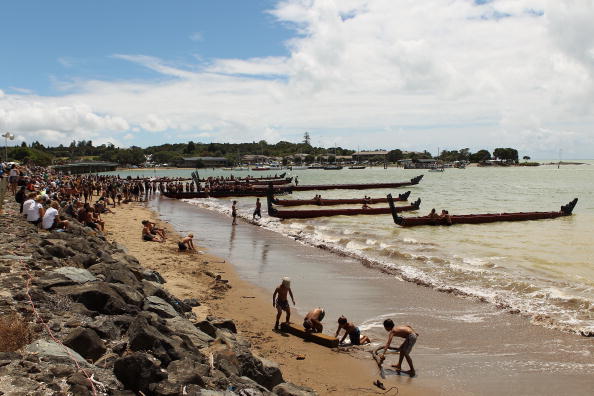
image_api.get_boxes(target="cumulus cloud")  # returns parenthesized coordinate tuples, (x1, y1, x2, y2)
(0, 0, 593, 157)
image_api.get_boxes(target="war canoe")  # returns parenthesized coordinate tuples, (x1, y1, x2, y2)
(290, 175, 423, 191)
(386, 196, 578, 227)
(273, 191, 411, 206)
(163, 186, 292, 199)
(267, 189, 420, 219)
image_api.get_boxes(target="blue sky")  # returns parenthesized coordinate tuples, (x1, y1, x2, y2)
(0, 0, 593, 158)
(1, 0, 291, 95)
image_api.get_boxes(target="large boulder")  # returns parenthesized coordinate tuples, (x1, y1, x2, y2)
(52, 267, 97, 284)
(166, 358, 208, 386)
(143, 296, 178, 318)
(25, 340, 89, 366)
(272, 383, 317, 396)
(87, 262, 139, 287)
(52, 282, 136, 315)
(165, 317, 213, 350)
(63, 328, 106, 362)
(113, 352, 167, 394)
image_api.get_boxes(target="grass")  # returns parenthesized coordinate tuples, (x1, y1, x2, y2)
(0, 313, 34, 352)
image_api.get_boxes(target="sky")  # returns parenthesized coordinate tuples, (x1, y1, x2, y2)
(0, 0, 593, 159)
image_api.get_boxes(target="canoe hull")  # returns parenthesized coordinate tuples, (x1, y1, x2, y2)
(291, 175, 423, 191)
(273, 191, 411, 206)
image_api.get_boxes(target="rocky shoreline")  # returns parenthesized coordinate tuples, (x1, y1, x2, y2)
(0, 199, 316, 396)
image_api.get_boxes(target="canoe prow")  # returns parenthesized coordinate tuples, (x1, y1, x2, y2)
(398, 191, 411, 201)
(410, 175, 424, 185)
(386, 194, 404, 224)
(561, 198, 578, 215)
(279, 323, 339, 348)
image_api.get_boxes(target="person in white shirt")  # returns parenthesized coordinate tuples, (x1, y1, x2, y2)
(42, 201, 68, 230)
(22, 192, 37, 219)
(25, 196, 45, 225)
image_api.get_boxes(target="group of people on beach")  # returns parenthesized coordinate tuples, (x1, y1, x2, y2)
(272, 277, 417, 376)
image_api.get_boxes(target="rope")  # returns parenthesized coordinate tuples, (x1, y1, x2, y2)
(347, 386, 399, 395)
(22, 260, 102, 396)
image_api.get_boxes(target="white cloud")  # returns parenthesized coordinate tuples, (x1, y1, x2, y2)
(1, 0, 593, 158)
(189, 32, 204, 42)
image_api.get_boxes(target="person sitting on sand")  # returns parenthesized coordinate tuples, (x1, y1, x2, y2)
(335, 316, 370, 346)
(142, 220, 166, 240)
(178, 233, 195, 252)
(272, 277, 295, 330)
(377, 319, 418, 377)
(42, 201, 69, 231)
(303, 307, 325, 333)
(142, 221, 162, 242)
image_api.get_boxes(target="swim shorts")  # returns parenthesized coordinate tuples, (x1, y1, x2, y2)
(276, 299, 290, 310)
(178, 241, 187, 251)
(349, 327, 361, 345)
(400, 333, 417, 355)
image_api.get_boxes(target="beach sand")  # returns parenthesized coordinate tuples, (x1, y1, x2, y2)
(106, 201, 430, 396)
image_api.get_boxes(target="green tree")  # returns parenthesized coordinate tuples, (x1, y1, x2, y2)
(184, 141, 196, 154)
(469, 149, 491, 163)
(387, 149, 403, 162)
(303, 132, 311, 146)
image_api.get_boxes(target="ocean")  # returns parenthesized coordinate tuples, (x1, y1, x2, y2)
(107, 161, 594, 336)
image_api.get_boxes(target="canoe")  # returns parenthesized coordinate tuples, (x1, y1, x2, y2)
(291, 175, 423, 191)
(267, 190, 421, 219)
(195, 172, 287, 182)
(387, 196, 578, 227)
(204, 177, 292, 186)
(348, 166, 366, 169)
(323, 165, 343, 170)
(273, 191, 410, 206)
(279, 323, 338, 348)
(163, 186, 292, 199)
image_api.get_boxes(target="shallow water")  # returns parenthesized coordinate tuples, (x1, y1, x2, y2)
(109, 162, 594, 335)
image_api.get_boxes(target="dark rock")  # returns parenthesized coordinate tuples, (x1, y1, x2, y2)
(149, 380, 182, 396)
(166, 358, 208, 386)
(165, 317, 213, 350)
(272, 382, 317, 396)
(52, 282, 135, 315)
(25, 340, 89, 366)
(87, 263, 139, 287)
(52, 267, 97, 283)
(87, 315, 132, 340)
(183, 298, 201, 307)
(110, 283, 144, 306)
(113, 352, 167, 394)
(238, 353, 283, 391)
(141, 269, 166, 284)
(143, 296, 178, 318)
(67, 372, 94, 395)
(211, 318, 237, 334)
(63, 328, 107, 361)
(49, 364, 75, 377)
(94, 352, 119, 369)
(196, 320, 218, 338)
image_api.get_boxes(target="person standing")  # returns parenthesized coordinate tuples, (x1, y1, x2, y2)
(231, 200, 238, 225)
(253, 198, 262, 220)
(272, 277, 295, 330)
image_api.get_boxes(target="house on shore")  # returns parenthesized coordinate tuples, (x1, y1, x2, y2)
(352, 150, 388, 162)
(52, 161, 118, 174)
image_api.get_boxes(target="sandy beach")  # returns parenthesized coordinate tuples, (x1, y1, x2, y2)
(106, 201, 430, 396)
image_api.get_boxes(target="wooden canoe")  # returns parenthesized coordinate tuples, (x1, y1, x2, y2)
(163, 186, 292, 199)
(290, 175, 423, 191)
(279, 323, 339, 348)
(387, 196, 578, 227)
(273, 191, 411, 206)
(267, 190, 421, 219)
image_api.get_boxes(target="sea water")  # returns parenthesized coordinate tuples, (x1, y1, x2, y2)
(107, 161, 594, 335)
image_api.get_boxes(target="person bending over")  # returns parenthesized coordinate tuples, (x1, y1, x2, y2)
(377, 319, 418, 377)
(272, 277, 295, 330)
(303, 307, 325, 333)
(178, 233, 195, 252)
(335, 316, 370, 346)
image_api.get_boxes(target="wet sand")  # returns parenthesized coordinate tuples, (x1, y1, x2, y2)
(106, 201, 430, 396)
(147, 195, 594, 396)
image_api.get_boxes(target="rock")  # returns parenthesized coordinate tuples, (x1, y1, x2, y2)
(63, 328, 106, 361)
(166, 317, 213, 350)
(239, 354, 284, 391)
(87, 315, 132, 340)
(43, 239, 76, 258)
(52, 267, 97, 283)
(25, 340, 89, 366)
(143, 296, 179, 318)
(141, 269, 166, 284)
(166, 358, 208, 386)
(87, 263, 139, 287)
(110, 283, 144, 306)
(67, 372, 94, 395)
(149, 380, 181, 396)
(183, 298, 201, 307)
(113, 352, 167, 394)
(272, 382, 317, 396)
(195, 320, 218, 338)
(211, 318, 237, 334)
(52, 282, 135, 315)
(49, 364, 75, 377)
(127, 312, 198, 366)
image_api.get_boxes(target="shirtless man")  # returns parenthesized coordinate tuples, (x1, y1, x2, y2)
(272, 277, 295, 330)
(335, 316, 370, 345)
(303, 307, 325, 333)
(231, 201, 238, 225)
(428, 208, 438, 218)
(377, 319, 418, 377)
(178, 233, 195, 252)
(253, 198, 262, 220)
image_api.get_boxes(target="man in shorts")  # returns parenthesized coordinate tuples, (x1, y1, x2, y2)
(272, 277, 295, 330)
(303, 307, 325, 333)
(377, 319, 418, 377)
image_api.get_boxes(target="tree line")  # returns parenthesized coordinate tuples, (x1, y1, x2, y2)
(3, 139, 521, 167)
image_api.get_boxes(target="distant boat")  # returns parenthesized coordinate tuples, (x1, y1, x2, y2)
(428, 167, 444, 172)
(252, 165, 271, 171)
(323, 165, 343, 170)
(308, 164, 325, 169)
(233, 166, 249, 171)
(291, 166, 309, 170)
(348, 166, 366, 169)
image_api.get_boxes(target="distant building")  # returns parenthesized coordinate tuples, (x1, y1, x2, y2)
(179, 157, 228, 167)
(399, 159, 439, 169)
